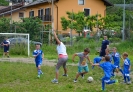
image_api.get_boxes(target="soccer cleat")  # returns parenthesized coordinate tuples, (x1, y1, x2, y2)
(51, 79, 58, 84)
(62, 74, 68, 77)
(37, 75, 40, 78)
(73, 79, 77, 83)
(81, 73, 84, 79)
(127, 81, 131, 85)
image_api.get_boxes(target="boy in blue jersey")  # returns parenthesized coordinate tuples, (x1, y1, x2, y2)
(92, 55, 118, 91)
(33, 44, 44, 78)
(121, 52, 131, 84)
(111, 47, 123, 77)
(105, 48, 112, 62)
(2, 38, 10, 58)
(92, 56, 105, 69)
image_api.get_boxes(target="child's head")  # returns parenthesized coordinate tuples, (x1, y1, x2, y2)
(35, 44, 40, 50)
(101, 57, 105, 61)
(122, 52, 128, 59)
(112, 47, 117, 53)
(84, 48, 90, 55)
(105, 55, 110, 62)
(105, 48, 110, 55)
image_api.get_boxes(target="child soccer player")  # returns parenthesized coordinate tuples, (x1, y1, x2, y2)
(2, 37, 10, 58)
(105, 48, 112, 62)
(33, 44, 44, 78)
(72, 48, 92, 83)
(92, 56, 105, 69)
(121, 52, 131, 84)
(111, 47, 123, 77)
(93, 55, 118, 91)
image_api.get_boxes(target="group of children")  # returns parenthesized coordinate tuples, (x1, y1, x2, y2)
(32, 43, 131, 91)
(92, 47, 131, 90)
(32, 31, 131, 91)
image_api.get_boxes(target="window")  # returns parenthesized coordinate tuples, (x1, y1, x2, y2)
(78, 0, 84, 5)
(19, 12, 24, 18)
(45, 8, 51, 16)
(29, 11, 34, 17)
(38, 9, 44, 20)
(45, 8, 51, 21)
(84, 8, 90, 16)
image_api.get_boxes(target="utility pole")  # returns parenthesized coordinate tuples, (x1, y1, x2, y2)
(10, 1, 13, 33)
(122, 0, 125, 41)
(70, 10, 73, 46)
(51, 0, 54, 43)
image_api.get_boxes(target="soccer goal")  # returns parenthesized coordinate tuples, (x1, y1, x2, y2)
(0, 33, 30, 56)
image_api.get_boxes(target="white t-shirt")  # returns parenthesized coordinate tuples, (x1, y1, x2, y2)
(57, 42, 67, 55)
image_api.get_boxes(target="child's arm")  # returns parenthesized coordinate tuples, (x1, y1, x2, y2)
(72, 53, 77, 62)
(129, 65, 131, 71)
(120, 55, 124, 61)
(87, 57, 93, 65)
(92, 63, 100, 66)
(42, 53, 44, 59)
(53, 30, 61, 45)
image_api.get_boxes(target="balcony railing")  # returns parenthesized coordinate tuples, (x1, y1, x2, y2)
(38, 15, 52, 22)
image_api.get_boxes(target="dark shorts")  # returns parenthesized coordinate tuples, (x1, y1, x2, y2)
(100, 49, 105, 57)
(4, 47, 9, 52)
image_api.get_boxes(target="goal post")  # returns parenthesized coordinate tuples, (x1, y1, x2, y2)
(0, 33, 30, 56)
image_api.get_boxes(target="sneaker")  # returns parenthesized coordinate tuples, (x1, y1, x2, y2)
(37, 75, 40, 78)
(81, 73, 84, 79)
(73, 79, 77, 83)
(115, 79, 118, 84)
(51, 79, 58, 84)
(127, 81, 131, 85)
(62, 74, 68, 77)
(41, 72, 43, 75)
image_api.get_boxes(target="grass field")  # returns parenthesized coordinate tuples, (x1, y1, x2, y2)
(0, 57, 133, 92)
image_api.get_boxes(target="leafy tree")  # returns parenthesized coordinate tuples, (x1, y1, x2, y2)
(14, 17, 42, 41)
(0, 17, 10, 32)
(0, 0, 9, 6)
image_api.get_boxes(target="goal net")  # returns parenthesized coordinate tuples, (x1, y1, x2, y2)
(0, 33, 30, 57)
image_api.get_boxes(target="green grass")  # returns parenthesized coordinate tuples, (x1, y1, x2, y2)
(0, 59, 133, 92)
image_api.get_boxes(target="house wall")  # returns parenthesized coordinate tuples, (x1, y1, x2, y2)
(0, 0, 107, 35)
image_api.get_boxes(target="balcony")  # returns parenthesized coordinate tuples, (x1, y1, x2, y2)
(38, 15, 52, 22)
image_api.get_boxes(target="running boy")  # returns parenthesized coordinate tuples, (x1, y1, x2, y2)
(111, 47, 123, 77)
(72, 48, 92, 83)
(92, 56, 105, 69)
(93, 55, 118, 91)
(121, 52, 131, 84)
(33, 44, 44, 78)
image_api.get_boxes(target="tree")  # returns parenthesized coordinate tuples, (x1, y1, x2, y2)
(14, 17, 42, 41)
(0, 17, 10, 33)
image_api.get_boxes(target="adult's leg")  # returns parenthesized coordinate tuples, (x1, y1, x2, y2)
(62, 56, 68, 75)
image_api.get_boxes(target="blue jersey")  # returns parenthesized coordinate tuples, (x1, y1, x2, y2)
(101, 40, 109, 50)
(94, 57, 102, 63)
(123, 58, 130, 74)
(108, 54, 112, 62)
(33, 50, 43, 62)
(100, 62, 116, 78)
(112, 52, 120, 67)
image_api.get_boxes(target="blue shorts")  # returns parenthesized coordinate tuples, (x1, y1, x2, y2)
(78, 65, 89, 73)
(4, 47, 9, 52)
(35, 60, 42, 67)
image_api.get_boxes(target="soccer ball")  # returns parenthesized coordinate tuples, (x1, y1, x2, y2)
(87, 76, 93, 83)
